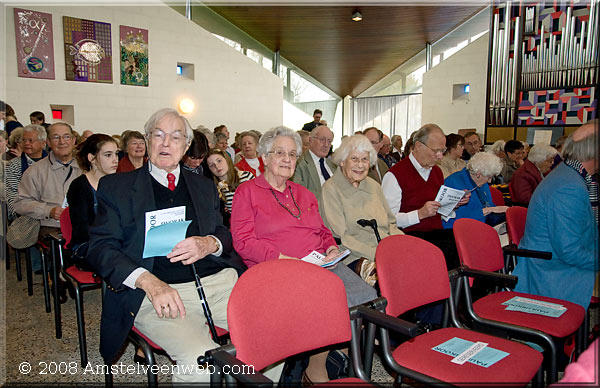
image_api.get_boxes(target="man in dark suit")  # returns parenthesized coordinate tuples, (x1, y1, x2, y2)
(87, 108, 246, 383)
(301, 108, 323, 132)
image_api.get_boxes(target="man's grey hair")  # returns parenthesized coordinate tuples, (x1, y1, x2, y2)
(528, 145, 558, 165)
(412, 123, 443, 146)
(196, 125, 216, 148)
(467, 152, 502, 177)
(22, 124, 47, 141)
(488, 140, 505, 155)
(258, 126, 302, 157)
(143, 108, 193, 145)
(562, 120, 598, 162)
(309, 125, 334, 139)
(332, 134, 377, 167)
(48, 122, 73, 136)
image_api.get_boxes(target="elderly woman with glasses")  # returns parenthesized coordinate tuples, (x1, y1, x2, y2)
(511, 145, 558, 206)
(442, 152, 508, 229)
(319, 134, 403, 286)
(231, 127, 376, 384)
(117, 130, 147, 172)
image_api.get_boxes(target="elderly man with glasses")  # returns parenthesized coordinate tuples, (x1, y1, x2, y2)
(86, 108, 246, 383)
(13, 122, 81, 241)
(292, 125, 336, 197)
(382, 123, 470, 271)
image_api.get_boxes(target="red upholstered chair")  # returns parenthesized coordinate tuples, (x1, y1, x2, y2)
(506, 206, 527, 247)
(204, 259, 376, 386)
(360, 234, 543, 387)
(48, 207, 103, 366)
(489, 186, 506, 206)
(453, 218, 586, 384)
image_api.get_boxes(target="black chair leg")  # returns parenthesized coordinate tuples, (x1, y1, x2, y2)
(5, 244, 10, 269)
(25, 248, 33, 296)
(41, 249, 51, 313)
(52, 244, 62, 339)
(104, 366, 113, 388)
(74, 283, 88, 366)
(15, 249, 22, 281)
(141, 344, 158, 388)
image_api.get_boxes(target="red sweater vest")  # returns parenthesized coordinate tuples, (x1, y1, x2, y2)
(389, 157, 443, 232)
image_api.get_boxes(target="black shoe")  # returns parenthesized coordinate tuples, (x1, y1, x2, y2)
(134, 353, 147, 364)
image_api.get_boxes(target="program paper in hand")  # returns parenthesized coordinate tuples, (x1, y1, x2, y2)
(435, 185, 466, 217)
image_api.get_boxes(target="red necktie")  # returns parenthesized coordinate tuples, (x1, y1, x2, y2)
(167, 173, 176, 191)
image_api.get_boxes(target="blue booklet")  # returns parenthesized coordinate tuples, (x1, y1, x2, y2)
(142, 220, 192, 258)
(432, 337, 509, 368)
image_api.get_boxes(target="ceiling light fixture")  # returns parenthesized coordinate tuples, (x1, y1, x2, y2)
(352, 11, 362, 22)
(178, 98, 195, 114)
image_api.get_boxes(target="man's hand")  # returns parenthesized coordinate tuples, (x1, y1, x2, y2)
(135, 272, 186, 319)
(50, 207, 64, 220)
(418, 201, 441, 219)
(167, 236, 218, 265)
(456, 190, 472, 208)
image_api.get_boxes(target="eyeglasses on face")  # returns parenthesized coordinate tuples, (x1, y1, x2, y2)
(418, 140, 446, 155)
(49, 134, 73, 142)
(313, 136, 333, 145)
(149, 129, 186, 144)
(268, 149, 299, 160)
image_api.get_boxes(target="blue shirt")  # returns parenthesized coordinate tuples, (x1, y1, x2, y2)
(442, 168, 495, 229)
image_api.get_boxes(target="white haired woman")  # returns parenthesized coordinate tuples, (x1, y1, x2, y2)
(231, 127, 376, 384)
(511, 145, 558, 206)
(442, 152, 508, 229)
(319, 134, 403, 285)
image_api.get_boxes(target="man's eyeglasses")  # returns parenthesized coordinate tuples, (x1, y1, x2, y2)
(268, 149, 298, 160)
(149, 129, 186, 144)
(49, 134, 73, 142)
(313, 136, 333, 145)
(418, 141, 446, 155)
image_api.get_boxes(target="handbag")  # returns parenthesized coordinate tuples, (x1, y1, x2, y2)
(6, 215, 40, 249)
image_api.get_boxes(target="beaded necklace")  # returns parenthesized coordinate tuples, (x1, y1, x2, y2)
(269, 186, 301, 219)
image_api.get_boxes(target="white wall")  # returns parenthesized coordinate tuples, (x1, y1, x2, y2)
(421, 32, 489, 134)
(3, 2, 283, 136)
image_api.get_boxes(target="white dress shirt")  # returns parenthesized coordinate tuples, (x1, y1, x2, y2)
(382, 153, 433, 229)
(123, 163, 223, 289)
(308, 150, 333, 186)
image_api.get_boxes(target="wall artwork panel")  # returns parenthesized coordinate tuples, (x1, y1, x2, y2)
(518, 87, 596, 125)
(119, 25, 148, 86)
(63, 16, 112, 83)
(14, 8, 55, 79)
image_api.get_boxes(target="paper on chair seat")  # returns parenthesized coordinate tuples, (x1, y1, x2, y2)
(432, 337, 509, 368)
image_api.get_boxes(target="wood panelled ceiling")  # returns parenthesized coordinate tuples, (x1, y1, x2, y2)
(208, 5, 484, 97)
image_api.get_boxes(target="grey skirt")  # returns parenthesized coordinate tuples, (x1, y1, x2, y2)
(328, 263, 378, 307)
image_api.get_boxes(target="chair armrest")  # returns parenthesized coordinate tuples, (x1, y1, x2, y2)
(503, 246, 551, 260)
(47, 231, 64, 244)
(460, 266, 518, 289)
(357, 306, 418, 338)
(202, 346, 274, 387)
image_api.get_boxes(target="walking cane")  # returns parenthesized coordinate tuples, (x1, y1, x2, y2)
(190, 262, 223, 345)
(357, 219, 381, 243)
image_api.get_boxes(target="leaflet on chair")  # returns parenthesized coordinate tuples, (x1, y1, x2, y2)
(432, 337, 509, 368)
(502, 296, 567, 318)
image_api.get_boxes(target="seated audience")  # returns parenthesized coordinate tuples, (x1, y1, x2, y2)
(5, 125, 48, 221)
(488, 139, 506, 159)
(231, 126, 375, 383)
(382, 123, 470, 270)
(196, 125, 216, 149)
(3, 103, 23, 135)
(511, 145, 558, 206)
(513, 121, 598, 309)
(438, 133, 466, 178)
(66, 134, 118, 265)
(390, 134, 404, 163)
(551, 135, 568, 169)
(215, 133, 229, 153)
(181, 130, 209, 176)
(86, 108, 250, 383)
(297, 129, 310, 155)
(521, 141, 531, 158)
(235, 130, 264, 177)
(7, 127, 24, 159)
(319, 134, 403, 286)
(206, 149, 253, 226)
(442, 152, 507, 229)
(214, 124, 235, 160)
(462, 131, 482, 161)
(0, 130, 8, 161)
(117, 130, 146, 172)
(363, 127, 389, 183)
(556, 339, 599, 383)
(80, 130, 94, 143)
(500, 139, 525, 183)
(379, 134, 395, 168)
(293, 125, 336, 198)
(29, 110, 48, 129)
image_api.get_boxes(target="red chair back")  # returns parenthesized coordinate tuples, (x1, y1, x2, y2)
(375, 235, 450, 318)
(227, 260, 351, 371)
(508, 182, 515, 202)
(59, 207, 73, 247)
(506, 206, 528, 246)
(453, 219, 504, 274)
(489, 186, 505, 206)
